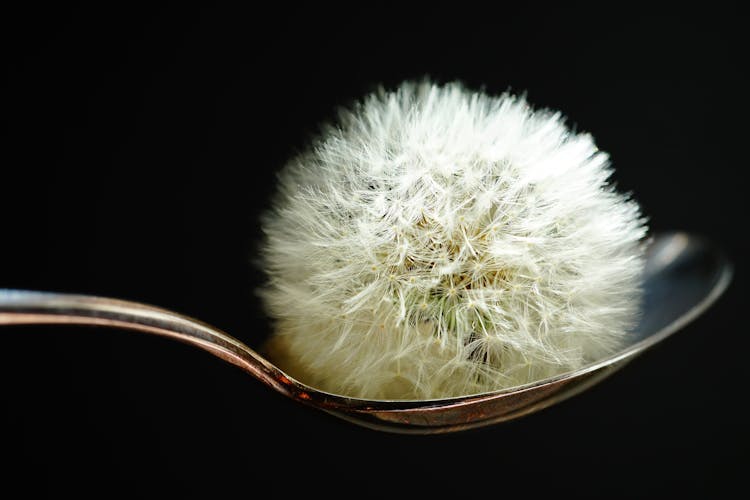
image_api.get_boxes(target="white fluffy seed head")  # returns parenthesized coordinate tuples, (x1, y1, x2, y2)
(259, 81, 648, 400)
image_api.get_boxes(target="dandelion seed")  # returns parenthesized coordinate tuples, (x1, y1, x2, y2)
(259, 81, 648, 400)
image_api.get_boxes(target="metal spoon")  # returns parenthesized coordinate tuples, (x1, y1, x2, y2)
(0, 231, 732, 434)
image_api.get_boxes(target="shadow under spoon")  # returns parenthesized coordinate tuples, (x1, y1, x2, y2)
(0, 231, 733, 434)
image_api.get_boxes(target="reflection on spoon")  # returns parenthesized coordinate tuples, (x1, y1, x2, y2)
(0, 232, 732, 434)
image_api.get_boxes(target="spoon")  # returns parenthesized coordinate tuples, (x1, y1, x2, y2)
(0, 231, 732, 434)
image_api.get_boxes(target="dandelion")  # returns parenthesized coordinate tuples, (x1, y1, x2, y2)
(259, 81, 648, 400)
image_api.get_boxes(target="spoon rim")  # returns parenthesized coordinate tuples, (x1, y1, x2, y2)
(283, 231, 733, 410)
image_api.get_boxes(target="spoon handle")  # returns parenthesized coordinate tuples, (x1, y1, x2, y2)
(0, 289, 287, 393)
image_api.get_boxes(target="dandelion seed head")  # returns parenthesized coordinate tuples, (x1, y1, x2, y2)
(259, 81, 648, 400)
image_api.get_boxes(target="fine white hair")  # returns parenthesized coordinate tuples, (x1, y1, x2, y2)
(259, 81, 648, 400)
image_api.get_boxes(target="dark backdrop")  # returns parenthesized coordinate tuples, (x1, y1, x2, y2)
(2, 4, 746, 498)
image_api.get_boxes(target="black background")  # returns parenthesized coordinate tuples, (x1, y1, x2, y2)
(2, 4, 747, 498)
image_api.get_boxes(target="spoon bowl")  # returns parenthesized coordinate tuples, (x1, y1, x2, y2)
(0, 231, 732, 433)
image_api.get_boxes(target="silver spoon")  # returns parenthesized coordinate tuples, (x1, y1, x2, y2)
(0, 231, 732, 434)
